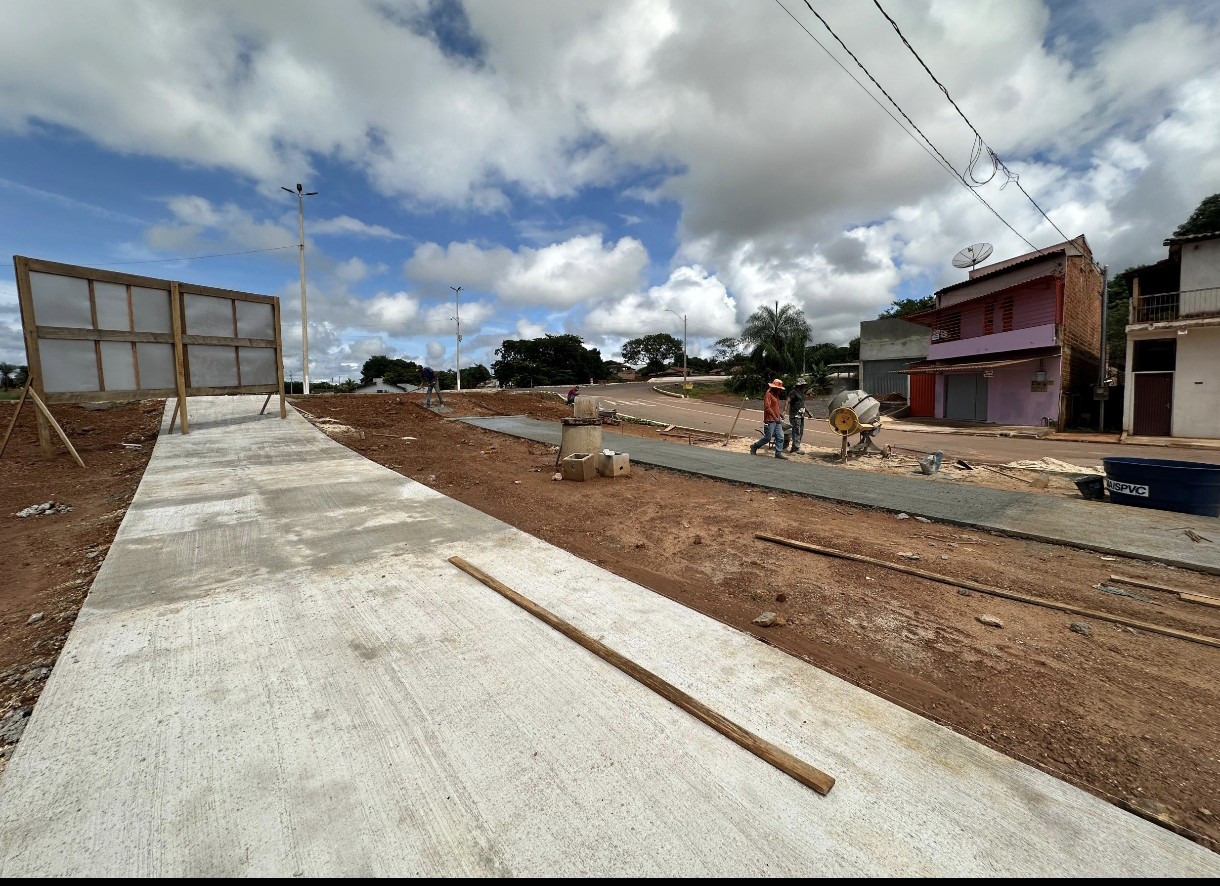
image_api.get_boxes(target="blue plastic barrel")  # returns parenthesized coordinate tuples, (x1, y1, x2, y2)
(1102, 457, 1220, 517)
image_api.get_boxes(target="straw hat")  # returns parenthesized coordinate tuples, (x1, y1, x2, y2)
(768, 378, 785, 389)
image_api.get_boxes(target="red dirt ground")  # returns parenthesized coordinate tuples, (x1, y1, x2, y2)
(0, 398, 162, 770)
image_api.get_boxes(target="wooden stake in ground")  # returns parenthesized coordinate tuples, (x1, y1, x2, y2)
(25, 388, 85, 468)
(0, 378, 32, 460)
(447, 555, 836, 796)
(724, 396, 748, 445)
(754, 533, 1220, 650)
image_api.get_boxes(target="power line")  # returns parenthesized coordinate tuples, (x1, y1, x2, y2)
(770, 0, 961, 183)
(99, 245, 299, 266)
(870, 0, 1075, 246)
(782, 0, 1042, 253)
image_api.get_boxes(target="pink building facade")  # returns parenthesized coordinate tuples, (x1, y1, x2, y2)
(904, 237, 1103, 430)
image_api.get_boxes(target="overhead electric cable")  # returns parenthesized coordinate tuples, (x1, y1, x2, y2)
(100, 245, 299, 266)
(870, 0, 1075, 246)
(776, 0, 1042, 253)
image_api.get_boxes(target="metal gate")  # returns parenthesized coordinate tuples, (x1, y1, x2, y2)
(908, 373, 934, 417)
(944, 373, 988, 421)
(861, 359, 910, 399)
(1132, 372, 1173, 436)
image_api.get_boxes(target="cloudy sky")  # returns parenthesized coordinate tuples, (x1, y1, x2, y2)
(2, 0, 1219, 381)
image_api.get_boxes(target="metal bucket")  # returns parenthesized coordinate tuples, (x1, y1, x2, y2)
(1102, 457, 1220, 517)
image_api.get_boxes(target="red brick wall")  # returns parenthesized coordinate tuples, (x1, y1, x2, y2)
(1057, 254, 1104, 428)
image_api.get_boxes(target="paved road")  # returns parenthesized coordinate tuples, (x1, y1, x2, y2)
(3, 396, 1217, 876)
(548, 383, 1220, 468)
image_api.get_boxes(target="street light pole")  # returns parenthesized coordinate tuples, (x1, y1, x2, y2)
(282, 183, 317, 394)
(666, 308, 688, 384)
(451, 285, 462, 392)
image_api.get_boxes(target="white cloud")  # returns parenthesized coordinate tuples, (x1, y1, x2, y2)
(365, 290, 420, 329)
(405, 235, 649, 308)
(425, 340, 446, 362)
(584, 265, 738, 340)
(310, 215, 405, 240)
(3, 0, 1220, 371)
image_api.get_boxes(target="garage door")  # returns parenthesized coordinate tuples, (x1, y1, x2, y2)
(944, 373, 988, 421)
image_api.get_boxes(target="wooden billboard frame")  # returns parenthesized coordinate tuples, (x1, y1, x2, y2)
(11, 255, 287, 460)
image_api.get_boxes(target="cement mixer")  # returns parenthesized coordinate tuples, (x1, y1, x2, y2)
(827, 389, 886, 460)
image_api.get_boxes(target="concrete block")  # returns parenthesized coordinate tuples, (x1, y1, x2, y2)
(597, 451, 630, 478)
(561, 452, 596, 482)
(573, 396, 600, 419)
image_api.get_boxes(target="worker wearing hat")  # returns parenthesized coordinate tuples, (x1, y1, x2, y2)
(787, 378, 809, 454)
(750, 378, 788, 459)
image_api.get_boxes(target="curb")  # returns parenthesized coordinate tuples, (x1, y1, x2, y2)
(652, 385, 686, 399)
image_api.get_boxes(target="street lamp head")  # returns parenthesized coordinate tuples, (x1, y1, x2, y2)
(296, 183, 303, 193)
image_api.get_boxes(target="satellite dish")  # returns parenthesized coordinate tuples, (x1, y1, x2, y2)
(952, 242, 994, 270)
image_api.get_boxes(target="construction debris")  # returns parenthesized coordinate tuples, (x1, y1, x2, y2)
(1005, 457, 1103, 475)
(1094, 583, 1153, 604)
(976, 615, 1004, 628)
(16, 502, 72, 518)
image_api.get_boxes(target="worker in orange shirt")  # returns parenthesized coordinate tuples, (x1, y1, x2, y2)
(750, 378, 788, 459)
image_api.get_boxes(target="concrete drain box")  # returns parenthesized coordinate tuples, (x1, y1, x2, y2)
(597, 451, 630, 478)
(561, 452, 597, 482)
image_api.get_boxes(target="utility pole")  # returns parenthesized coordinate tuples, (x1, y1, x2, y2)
(666, 308, 688, 385)
(282, 183, 317, 394)
(451, 285, 462, 392)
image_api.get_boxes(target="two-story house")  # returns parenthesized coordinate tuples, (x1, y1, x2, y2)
(1122, 231, 1220, 439)
(901, 236, 1103, 430)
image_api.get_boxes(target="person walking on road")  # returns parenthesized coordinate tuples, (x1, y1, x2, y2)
(750, 379, 788, 459)
(787, 378, 808, 453)
(422, 365, 444, 407)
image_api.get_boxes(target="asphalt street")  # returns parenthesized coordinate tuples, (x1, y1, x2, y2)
(543, 382, 1220, 468)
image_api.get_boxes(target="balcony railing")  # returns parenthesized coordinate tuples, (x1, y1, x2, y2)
(1131, 287, 1220, 323)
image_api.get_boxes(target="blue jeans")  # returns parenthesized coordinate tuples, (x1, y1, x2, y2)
(754, 421, 783, 455)
(426, 382, 443, 406)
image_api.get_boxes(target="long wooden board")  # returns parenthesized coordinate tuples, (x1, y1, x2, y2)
(448, 556, 836, 796)
(755, 534, 1220, 650)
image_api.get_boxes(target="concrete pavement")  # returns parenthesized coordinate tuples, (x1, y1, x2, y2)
(1, 396, 1216, 876)
(461, 415, 1220, 575)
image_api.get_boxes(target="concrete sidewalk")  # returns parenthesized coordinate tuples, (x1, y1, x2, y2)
(460, 415, 1220, 575)
(1, 397, 1216, 876)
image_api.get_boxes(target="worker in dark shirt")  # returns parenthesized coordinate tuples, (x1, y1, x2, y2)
(787, 378, 808, 453)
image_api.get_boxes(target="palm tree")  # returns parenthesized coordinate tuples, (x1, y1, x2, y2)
(740, 302, 809, 378)
(0, 362, 15, 391)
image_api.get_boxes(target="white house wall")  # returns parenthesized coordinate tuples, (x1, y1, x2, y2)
(1178, 239, 1220, 293)
(1172, 326, 1220, 438)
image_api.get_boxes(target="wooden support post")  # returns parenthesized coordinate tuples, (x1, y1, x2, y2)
(260, 393, 273, 415)
(272, 296, 287, 419)
(169, 282, 189, 434)
(448, 556, 837, 796)
(28, 389, 85, 468)
(167, 399, 180, 434)
(0, 378, 32, 459)
(13, 256, 54, 457)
